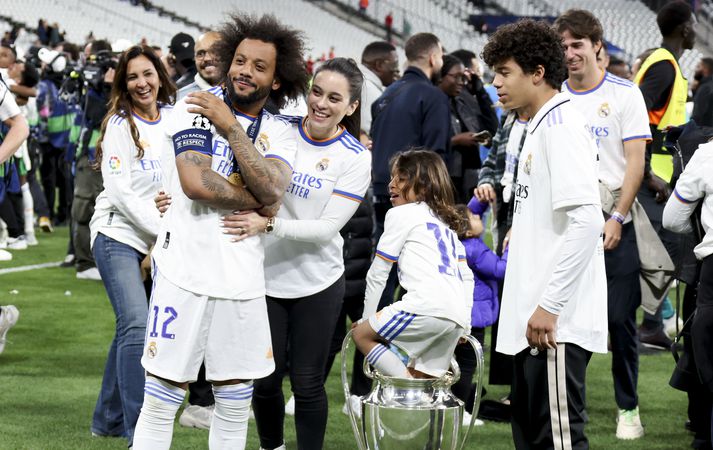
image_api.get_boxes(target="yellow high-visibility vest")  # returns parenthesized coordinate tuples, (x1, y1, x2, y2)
(634, 48, 688, 182)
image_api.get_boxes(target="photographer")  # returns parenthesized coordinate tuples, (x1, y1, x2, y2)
(67, 40, 115, 280)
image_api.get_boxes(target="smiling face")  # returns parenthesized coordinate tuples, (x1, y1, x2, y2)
(306, 70, 358, 139)
(388, 168, 416, 207)
(126, 54, 160, 117)
(195, 32, 221, 85)
(226, 38, 279, 109)
(439, 62, 466, 98)
(561, 29, 600, 79)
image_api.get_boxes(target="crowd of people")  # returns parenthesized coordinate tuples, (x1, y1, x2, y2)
(0, 1, 712, 449)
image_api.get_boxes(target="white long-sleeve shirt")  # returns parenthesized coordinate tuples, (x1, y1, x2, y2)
(663, 141, 713, 260)
(90, 108, 173, 254)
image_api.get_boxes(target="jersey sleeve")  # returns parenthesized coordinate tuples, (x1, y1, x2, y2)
(663, 149, 709, 233)
(0, 82, 21, 122)
(263, 117, 298, 171)
(169, 99, 214, 157)
(546, 117, 601, 210)
(332, 147, 371, 203)
(621, 87, 652, 142)
(101, 117, 161, 237)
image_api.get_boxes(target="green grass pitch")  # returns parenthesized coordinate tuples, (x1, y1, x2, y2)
(0, 228, 693, 449)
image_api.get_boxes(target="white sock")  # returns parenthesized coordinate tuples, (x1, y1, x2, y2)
(366, 343, 409, 377)
(133, 376, 185, 450)
(209, 382, 253, 450)
(21, 183, 34, 236)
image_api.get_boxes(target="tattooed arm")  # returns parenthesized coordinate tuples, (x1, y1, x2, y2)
(225, 123, 292, 205)
(175, 150, 263, 211)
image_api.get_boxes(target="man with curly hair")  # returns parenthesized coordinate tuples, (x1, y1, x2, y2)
(132, 14, 309, 450)
(483, 19, 607, 449)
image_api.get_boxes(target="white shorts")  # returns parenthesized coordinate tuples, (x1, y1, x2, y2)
(141, 267, 275, 383)
(368, 305, 463, 377)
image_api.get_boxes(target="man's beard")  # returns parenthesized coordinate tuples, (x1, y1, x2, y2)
(199, 63, 222, 85)
(225, 76, 272, 109)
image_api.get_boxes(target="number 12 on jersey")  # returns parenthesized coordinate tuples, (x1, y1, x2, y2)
(426, 222, 461, 279)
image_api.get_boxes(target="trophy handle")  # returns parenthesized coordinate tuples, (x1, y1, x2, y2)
(458, 334, 485, 450)
(341, 329, 369, 450)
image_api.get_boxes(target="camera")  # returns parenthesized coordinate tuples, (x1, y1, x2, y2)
(59, 49, 116, 104)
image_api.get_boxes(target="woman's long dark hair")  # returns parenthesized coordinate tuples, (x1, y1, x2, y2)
(313, 57, 363, 138)
(95, 45, 176, 164)
(390, 149, 467, 236)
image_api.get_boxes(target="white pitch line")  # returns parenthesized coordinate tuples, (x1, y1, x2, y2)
(0, 261, 63, 275)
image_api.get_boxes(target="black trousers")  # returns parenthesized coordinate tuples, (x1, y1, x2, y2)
(452, 327, 485, 413)
(324, 292, 371, 397)
(605, 222, 641, 410)
(693, 256, 713, 393)
(39, 143, 68, 223)
(253, 276, 344, 450)
(511, 343, 592, 450)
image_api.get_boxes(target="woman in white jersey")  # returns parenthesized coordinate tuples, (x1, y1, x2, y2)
(224, 57, 371, 450)
(89, 45, 175, 446)
(351, 149, 474, 379)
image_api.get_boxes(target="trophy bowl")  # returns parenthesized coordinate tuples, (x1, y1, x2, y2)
(341, 331, 484, 450)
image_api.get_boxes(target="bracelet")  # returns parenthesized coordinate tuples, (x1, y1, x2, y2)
(609, 211, 625, 224)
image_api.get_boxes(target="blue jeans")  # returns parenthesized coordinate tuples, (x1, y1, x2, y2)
(91, 233, 148, 443)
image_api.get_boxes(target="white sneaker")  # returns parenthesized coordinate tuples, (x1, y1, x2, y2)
(664, 315, 683, 338)
(7, 236, 27, 250)
(462, 411, 484, 427)
(77, 267, 102, 281)
(178, 404, 214, 429)
(25, 233, 38, 246)
(0, 249, 12, 261)
(259, 445, 286, 450)
(285, 395, 295, 416)
(616, 407, 644, 440)
(341, 394, 363, 419)
(0, 305, 20, 354)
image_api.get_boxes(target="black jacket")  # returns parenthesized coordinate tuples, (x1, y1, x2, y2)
(340, 196, 374, 300)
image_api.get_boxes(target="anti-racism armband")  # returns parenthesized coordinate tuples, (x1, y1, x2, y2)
(173, 129, 213, 156)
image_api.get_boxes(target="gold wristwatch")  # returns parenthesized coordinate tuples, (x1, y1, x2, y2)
(264, 216, 276, 233)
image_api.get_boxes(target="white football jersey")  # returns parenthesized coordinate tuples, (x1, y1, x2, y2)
(497, 93, 608, 355)
(370, 202, 471, 329)
(90, 106, 174, 254)
(264, 119, 371, 298)
(152, 87, 298, 299)
(562, 71, 651, 190)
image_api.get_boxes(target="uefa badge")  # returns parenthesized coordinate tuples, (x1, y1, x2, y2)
(147, 341, 157, 359)
(598, 102, 610, 118)
(523, 152, 532, 175)
(192, 114, 212, 130)
(316, 158, 330, 171)
(256, 133, 271, 154)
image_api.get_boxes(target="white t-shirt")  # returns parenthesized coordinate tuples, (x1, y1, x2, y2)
(562, 71, 651, 190)
(90, 106, 174, 254)
(151, 87, 298, 300)
(501, 117, 528, 203)
(663, 141, 713, 259)
(497, 93, 608, 355)
(363, 202, 472, 329)
(264, 120, 371, 298)
(0, 78, 21, 122)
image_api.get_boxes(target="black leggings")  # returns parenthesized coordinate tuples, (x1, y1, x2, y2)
(253, 276, 345, 450)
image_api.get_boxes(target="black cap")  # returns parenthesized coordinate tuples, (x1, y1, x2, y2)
(169, 32, 194, 63)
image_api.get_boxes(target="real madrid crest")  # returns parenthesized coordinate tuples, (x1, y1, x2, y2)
(147, 341, 157, 358)
(598, 102, 610, 118)
(256, 132, 270, 154)
(523, 153, 532, 175)
(316, 158, 330, 171)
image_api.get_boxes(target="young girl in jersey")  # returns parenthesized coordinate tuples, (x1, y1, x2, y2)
(352, 149, 474, 379)
(89, 45, 175, 445)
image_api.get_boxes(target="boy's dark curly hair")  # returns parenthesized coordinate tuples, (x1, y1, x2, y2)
(481, 19, 567, 89)
(214, 13, 310, 109)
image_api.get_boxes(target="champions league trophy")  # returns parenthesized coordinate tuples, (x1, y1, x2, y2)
(341, 332, 484, 450)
